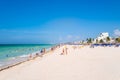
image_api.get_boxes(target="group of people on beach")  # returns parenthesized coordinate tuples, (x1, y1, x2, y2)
(28, 45, 61, 60)
(28, 48, 46, 60)
(1, 45, 62, 71)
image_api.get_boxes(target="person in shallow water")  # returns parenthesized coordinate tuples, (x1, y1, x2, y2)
(40, 48, 46, 54)
(6, 54, 9, 57)
(40, 49, 43, 53)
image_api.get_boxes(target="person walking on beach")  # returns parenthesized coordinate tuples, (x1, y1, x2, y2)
(61, 45, 68, 55)
(65, 46, 68, 55)
(61, 48, 64, 55)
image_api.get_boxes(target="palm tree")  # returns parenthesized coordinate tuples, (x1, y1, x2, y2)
(86, 38, 88, 42)
(96, 39, 98, 43)
(99, 39, 104, 43)
(106, 37, 110, 43)
(82, 40, 84, 44)
(89, 38, 92, 43)
(92, 38, 94, 43)
(86, 38, 92, 44)
(115, 37, 120, 43)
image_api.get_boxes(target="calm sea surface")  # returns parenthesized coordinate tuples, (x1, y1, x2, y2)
(0, 44, 54, 61)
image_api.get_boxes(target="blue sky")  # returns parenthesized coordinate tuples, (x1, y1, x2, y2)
(0, 0, 120, 44)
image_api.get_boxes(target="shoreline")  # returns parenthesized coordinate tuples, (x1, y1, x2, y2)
(0, 43, 119, 71)
(0, 45, 120, 80)
(0, 45, 60, 71)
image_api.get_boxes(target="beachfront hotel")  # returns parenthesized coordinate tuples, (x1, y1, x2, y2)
(93, 32, 110, 43)
(73, 32, 111, 44)
(93, 32, 118, 44)
(73, 32, 117, 44)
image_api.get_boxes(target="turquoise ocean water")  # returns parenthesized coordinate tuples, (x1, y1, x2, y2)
(0, 44, 53, 60)
(0, 44, 53, 61)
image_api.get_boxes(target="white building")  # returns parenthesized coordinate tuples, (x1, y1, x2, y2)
(97, 32, 109, 41)
(94, 32, 110, 43)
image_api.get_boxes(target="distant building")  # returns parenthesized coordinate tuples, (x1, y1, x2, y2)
(97, 32, 109, 41)
(94, 32, 110, 43)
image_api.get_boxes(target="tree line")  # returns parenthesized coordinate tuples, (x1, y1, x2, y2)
(85, 37, 120, 44)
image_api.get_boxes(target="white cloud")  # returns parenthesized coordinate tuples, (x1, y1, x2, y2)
(114, 29, 120, 36)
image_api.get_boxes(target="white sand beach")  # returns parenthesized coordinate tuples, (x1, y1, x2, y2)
(0, 45, 120, 80)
